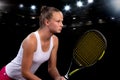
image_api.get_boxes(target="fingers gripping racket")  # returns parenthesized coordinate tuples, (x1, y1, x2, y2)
(64, 29, 107, 80)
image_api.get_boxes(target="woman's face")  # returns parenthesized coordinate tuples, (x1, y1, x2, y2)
(47, 11, 64, 33)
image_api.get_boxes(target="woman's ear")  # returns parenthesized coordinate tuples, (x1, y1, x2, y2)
(44, 19, 49, 26)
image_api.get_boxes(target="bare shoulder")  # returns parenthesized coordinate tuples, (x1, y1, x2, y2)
(52, 35, 59, 42)
(22, 32, 37, 49)
(52, 35, 59, 47)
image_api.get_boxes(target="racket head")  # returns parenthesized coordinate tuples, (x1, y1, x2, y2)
(73, 29, 107, 67)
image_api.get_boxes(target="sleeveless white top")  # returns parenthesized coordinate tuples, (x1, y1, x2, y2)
(6, 31, 53, 80)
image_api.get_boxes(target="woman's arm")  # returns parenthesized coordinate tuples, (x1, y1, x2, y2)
(21, 33, 42, 80)
(48, 35, 65, 80)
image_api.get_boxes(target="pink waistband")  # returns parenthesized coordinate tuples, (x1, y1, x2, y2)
(0, 66, 13, 80)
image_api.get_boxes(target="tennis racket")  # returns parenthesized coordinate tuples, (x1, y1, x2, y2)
(64, 29, 107, 80)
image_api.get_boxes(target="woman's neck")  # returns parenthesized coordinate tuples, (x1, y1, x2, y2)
(38, 27, 53, 41)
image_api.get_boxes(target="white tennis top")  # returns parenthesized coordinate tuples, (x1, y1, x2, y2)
(6, 31, 53, 80)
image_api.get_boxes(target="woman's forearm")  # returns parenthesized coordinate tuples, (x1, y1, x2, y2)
(48, 67, 61, 80)
(22, 70, 42, 80)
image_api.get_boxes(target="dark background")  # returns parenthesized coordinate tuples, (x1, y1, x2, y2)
(0, 0, 119, 80)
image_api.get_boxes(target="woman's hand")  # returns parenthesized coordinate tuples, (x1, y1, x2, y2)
(55, 76, 66, 80)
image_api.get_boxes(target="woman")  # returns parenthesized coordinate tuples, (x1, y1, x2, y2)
(0, 6, 65, 80)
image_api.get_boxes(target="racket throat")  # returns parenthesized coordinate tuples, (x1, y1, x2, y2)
(64, 74, 69, 80)
(64, 59, 73, 79)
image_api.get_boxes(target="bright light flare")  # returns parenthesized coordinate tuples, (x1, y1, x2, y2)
(76, 1, 83, 7)
(88, 0, 94, 4)
(64, 5, 71, 11)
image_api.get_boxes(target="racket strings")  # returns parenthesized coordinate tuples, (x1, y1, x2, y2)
(73, 31, 106, 67)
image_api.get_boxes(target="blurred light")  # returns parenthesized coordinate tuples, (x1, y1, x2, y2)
(73, 16, 76, 20)
(19, 4, 24, 8)
(111, 17, 115, 20)
(0, 1, 4, 10)
(31, 16, 36, 19)
(76, 1, 83, 7)
(98, 19, 105, 24)
(0, 1, 8, 11)
(73, 27, 76, 30)
(64, 5, 71, 11)
(30, 5, 36, 10)
(110, 0, 120, 12)
(86, 20, 92, 25)
(88, 0, 94, 4)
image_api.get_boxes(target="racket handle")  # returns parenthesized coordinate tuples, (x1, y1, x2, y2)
(64, 74, 69, 80)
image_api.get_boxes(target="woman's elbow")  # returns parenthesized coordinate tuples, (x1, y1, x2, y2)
(48, 66, 52, 73)
(21, 69, 29, 78)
